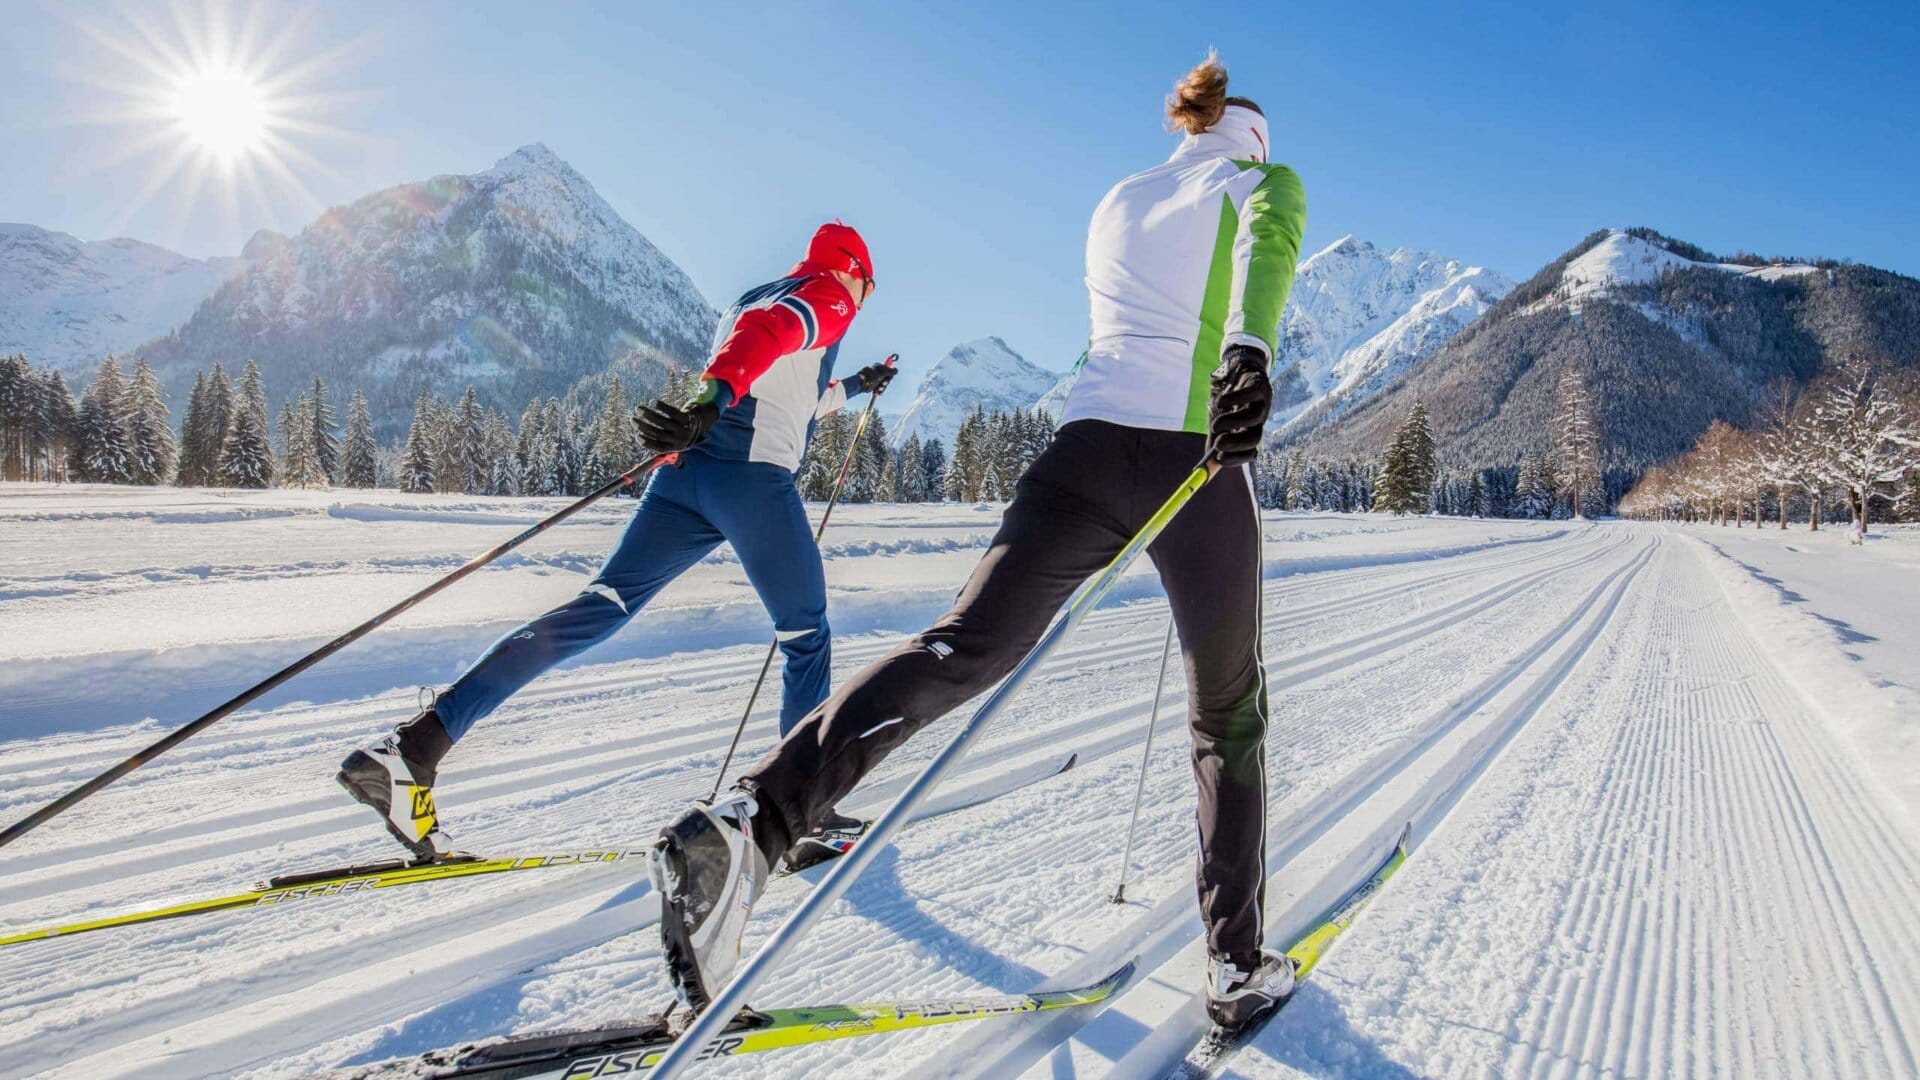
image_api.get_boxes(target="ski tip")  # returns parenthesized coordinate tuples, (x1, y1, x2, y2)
(1394, 821, 1413, 854)
(1057, 753, 1079, 775)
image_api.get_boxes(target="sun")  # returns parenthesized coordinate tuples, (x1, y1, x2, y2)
(51, 0, 369, 235)
(169, 64, 271, 164)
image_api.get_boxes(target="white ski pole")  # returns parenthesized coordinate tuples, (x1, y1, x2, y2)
(647, 456, 1225, 1079)
(1110, 616, 1175, 904)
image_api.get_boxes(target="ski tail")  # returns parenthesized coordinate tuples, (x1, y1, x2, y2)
(350, 960, 1137, 1078)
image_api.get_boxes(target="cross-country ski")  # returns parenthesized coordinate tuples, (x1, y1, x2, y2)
(7, 13, 1920, 1080)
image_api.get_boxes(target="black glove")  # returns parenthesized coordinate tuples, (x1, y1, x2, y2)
(633, 398, 720, 454)
(1206, 344, 1272, 467)
(852, 361, 897, 397)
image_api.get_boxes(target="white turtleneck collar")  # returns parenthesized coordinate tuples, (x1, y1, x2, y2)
(1166, 104, 1270, 165)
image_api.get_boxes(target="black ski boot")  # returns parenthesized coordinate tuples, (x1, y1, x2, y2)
(651, 788, 771, 1012)
(1205, 950, 1296, 1029)
(781, 808, 869, 873)
(337, 706, 454, 862)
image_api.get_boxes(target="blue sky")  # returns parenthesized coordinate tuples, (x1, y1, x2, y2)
(3, 0, 1916, 389)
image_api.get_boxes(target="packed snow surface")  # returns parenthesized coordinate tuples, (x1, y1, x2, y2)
(1, 485, 1916, 1078)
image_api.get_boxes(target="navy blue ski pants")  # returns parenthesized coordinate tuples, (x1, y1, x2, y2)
(434, 453, 831, 742)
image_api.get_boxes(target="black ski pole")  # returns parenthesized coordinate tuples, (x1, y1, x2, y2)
(1110, 616, 1175, 903)
(707, 355, 897, 802)
(0, 451, 681, 853)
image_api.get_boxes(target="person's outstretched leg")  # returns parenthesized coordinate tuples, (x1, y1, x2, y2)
(702, 461, 831, 737)
(1148, 463, 1276, 1026)
(738, 421, 1170, 865)
(339, 465, 722, 857)
(434, 470, 723, 742)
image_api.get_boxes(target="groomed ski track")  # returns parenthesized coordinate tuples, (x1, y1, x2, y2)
(3, 511, 1917, 1078)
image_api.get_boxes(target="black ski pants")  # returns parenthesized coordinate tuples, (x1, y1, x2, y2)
(742, 418, 1270, 964)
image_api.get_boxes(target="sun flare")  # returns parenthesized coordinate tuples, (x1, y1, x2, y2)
(55, 0, 367, 233)
(170, 64, 270, 163)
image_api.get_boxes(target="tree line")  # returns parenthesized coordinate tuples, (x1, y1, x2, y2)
(2, 354, 1072, 511)
(1619, 343, 1920, 543)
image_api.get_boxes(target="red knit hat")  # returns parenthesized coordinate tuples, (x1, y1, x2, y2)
(802, 221, 874, 288)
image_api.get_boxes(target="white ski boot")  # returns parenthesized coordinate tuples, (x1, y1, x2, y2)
(337, 710, 453, 862)
(652, 789, 772, 1012)
(1205, 950, 1296, 1029)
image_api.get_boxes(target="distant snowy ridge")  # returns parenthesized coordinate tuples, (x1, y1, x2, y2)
(890, 336, 1062, 448)
(1272, 235, 1513, 435)
(1544, 228, 1819, 310)
(0, 224, 245, 372)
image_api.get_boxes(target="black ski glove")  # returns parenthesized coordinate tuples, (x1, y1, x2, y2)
(850, 361, 897, 397)
(634, 397, 720, 454)
(1206, 344, 1272, 468)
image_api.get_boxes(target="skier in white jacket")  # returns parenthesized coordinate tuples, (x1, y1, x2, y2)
(651, 54, 1308, 1030)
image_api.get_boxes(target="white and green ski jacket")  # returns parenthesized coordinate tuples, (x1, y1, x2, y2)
(1062, 105, 1308, 435)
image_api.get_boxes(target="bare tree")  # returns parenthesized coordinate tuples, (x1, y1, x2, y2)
(1808, 345, 1920, 544)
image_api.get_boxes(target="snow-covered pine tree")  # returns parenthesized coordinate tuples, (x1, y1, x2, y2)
(1553, 366, 1604, 519)
(0, 355, 22, 480)
(284, 394, 329, 488)
(452, 387, 487, 494)
(43, 369, 77, 482)
(588, 381, 635, 491)
(1373, 401, 1435, 514)
(308, 376, 339, 483)
(918, 437, 947, 502)
(197, 364, 234, 487)
(400, 392, 438, 494)
(483, 410, 517, 495)
(515, 400, 549, 496)
(541, 400, 574, 496)
(1512, 455, 1547, 519)
(121, 358, 176, 485)
(894, 433, 924, 502)
(219, 361, 274, 489)
(337, 391, 380, 488)
(274, 398, 296, 477)
(797, 411, 847, 500)
(174, 372, 208, 486)
(848, 412, 889, 502)
(76, 356, 135, 484)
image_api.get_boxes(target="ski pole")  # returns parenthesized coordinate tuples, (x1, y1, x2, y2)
(0, 451, 681, 853)
(1110, 616, 1175, 904)
(706, 355, 896, 803)
(649, 453, 1225, 1079)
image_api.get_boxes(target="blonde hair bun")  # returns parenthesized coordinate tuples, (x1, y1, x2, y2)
(1167, 51, 1230, 135)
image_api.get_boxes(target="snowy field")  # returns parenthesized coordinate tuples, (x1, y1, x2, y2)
(1, 484, 1916, 1079)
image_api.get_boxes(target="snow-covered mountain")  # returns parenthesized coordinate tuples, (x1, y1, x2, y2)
(1271, 236, 1513, 435)
(0, 224, 245, 372)
(139, 144, 717, 433)
(890, 337, 1062, 448)
(1282, 227, 1915, 469)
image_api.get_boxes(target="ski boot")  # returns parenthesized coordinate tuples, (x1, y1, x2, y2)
(651, 788, 771, 1012)
(1205, 950, 1296, 1029)
(336, 706, 454, 862)
(781, 808, 869, 873)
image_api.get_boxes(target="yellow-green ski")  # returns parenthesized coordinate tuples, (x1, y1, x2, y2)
(0, 849, 640, 949)
(348, 959, 1137, 1077)
(1168, 824, 1412, 1079)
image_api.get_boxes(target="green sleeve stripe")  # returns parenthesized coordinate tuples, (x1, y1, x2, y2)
(1236, 163, 1308, 353)
(1183, 192, 1243, 433)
